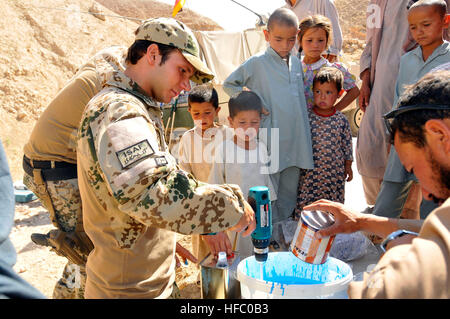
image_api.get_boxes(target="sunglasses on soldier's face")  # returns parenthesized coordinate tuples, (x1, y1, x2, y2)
(383, 104, 450, 138)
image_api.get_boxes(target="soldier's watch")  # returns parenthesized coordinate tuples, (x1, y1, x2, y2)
(380, 229, 419, 252)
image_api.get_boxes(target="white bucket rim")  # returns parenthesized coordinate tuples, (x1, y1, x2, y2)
(237, 255, 353, 298)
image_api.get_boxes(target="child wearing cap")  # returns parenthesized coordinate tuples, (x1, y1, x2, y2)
(375, 0, 450, 220)
(224, 8, 313, 250)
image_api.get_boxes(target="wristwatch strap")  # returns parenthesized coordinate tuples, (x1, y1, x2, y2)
(380, 229, 419, 252)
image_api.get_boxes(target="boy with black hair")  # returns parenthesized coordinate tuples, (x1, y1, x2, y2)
(224, 8, 313, 249)
(178, 84, 231, 183)
(207, 91, 277, 258)
(178, 84, 233, 261)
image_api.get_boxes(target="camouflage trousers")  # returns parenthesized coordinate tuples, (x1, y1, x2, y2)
(23, 173, 87, 299)
(53, 263, 87, 299)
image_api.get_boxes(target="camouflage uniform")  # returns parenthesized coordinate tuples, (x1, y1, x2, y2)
(77, 18, 246, 299)
(22, 46, 127, 299)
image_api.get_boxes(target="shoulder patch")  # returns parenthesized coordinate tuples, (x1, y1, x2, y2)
(116, 140, 154, 169)
(154, 156, 168, 167)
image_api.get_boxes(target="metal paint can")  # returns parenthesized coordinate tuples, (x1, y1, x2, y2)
(290, 210, 336, 264)
(200, 251, 241, 299)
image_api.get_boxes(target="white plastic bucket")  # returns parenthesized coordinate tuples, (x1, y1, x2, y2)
(237, 252, 353, 299)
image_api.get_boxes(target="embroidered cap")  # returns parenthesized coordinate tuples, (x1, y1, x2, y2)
(135, 17, 214, 84)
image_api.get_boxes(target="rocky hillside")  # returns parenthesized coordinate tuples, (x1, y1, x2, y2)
(335, 0, 369, 56)
(0, 0, 222, 181)
(96, 0, 223, 31)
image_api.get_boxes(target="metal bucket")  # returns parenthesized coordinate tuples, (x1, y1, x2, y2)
(200, 252, 241, 299)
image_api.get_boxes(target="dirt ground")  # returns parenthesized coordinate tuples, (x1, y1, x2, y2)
(10, 201, 201, 298)
(3, 0, 368, 299)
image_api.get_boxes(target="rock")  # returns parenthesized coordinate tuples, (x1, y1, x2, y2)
(89, 3, 106, 21)
(3, 70, 13, 79)
(16, 110, 27, 121)
(6, 107, 16, 114)
(18, 267, 27, 273)
(0, 84, 10, 94)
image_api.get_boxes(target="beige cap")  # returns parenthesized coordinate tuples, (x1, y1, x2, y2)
(135, 17, 214, 84)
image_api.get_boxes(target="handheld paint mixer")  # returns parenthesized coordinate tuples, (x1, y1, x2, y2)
(247, 186, 272, 263)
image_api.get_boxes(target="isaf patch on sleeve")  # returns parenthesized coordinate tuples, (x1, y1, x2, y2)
(116, 139, 154, 169)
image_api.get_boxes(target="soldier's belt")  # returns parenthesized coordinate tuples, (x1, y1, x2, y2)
(23, 155, 77, 181)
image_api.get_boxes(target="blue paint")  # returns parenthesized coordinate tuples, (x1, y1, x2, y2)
(242, 252, 351, 286)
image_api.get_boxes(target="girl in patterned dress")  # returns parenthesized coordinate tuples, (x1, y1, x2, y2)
(295, 67, 353, 218)
(298, 15, 360, 110)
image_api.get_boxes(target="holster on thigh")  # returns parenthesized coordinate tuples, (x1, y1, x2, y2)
(32, 169, 93, 265)
(47, 229, 94, 266)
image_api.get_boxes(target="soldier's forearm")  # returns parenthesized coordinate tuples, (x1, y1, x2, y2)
(121, 170, 244, 235)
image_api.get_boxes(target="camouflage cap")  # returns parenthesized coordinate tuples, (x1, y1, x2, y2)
(135, 17, 214, 84)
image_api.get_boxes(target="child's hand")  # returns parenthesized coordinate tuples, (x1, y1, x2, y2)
(175, 242, 198, 267)
(346, 169, 353, 182)
(359, 69, 371, 112)
(345, 161, 353, 182)
(201, 232, 233, 257)
(324, 54, 337, 63)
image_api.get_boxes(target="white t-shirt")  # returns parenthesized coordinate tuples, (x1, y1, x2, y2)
(178, 124, 232, 182)
(208, 139, 277, 201)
